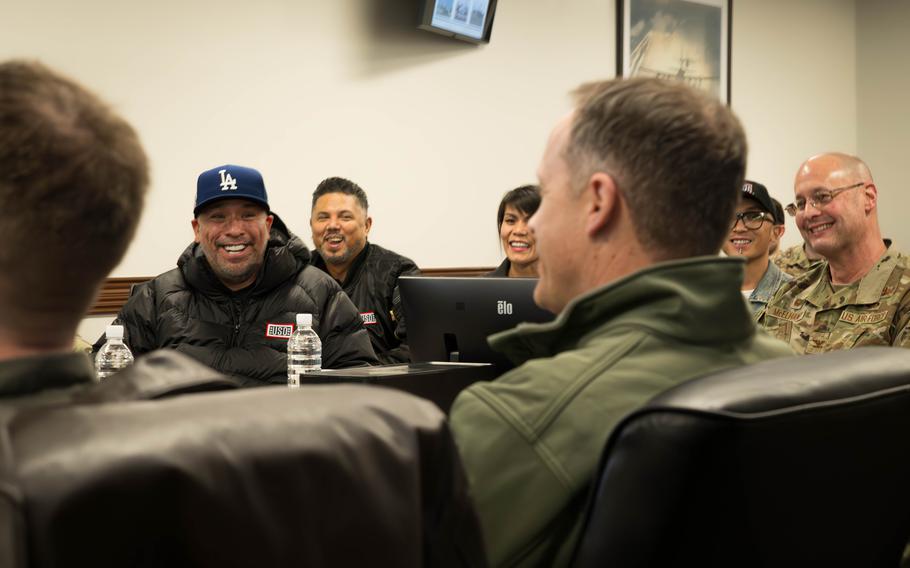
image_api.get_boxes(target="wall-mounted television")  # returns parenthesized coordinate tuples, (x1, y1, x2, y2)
(418, 0, 498, 44)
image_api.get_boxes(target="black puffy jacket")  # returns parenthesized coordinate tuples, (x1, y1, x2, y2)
(102, 216, 378, 386)
(312, 242, 419, 364)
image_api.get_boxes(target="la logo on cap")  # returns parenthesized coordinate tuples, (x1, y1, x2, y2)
(219, 169, 238, 192)
(743, 182, 753, 194)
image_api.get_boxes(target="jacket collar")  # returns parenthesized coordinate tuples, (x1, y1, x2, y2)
(0, 352, 95, 398)
(179, 213, 311, 296)
(488, 258, 511, 278)
(750, 260, 789, 305)
(490, 256, 754, 366)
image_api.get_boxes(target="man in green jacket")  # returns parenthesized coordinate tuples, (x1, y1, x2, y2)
(449, 78, 794, 567)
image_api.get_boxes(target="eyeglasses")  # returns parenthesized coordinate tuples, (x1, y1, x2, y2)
(731, 211, 773, 230)
(785, 182, 865, 217)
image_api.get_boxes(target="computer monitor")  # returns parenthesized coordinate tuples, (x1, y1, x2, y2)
(417, 0, 498, 44)
(399, 276, 554, 372)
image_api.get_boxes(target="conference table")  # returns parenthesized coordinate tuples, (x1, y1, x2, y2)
(298, 361, 499, 413)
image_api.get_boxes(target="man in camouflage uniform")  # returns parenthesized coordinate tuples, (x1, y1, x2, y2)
(760, 152, 910, 353)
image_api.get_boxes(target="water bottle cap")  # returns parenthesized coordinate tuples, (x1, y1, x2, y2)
(106, 325, 124, 340)
(296, 313, 312, 327)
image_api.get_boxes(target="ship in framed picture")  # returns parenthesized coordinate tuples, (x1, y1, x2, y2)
(618, 0, 731, 104)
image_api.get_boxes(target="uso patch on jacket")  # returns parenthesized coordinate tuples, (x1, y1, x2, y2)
(265, 323, 295, 339)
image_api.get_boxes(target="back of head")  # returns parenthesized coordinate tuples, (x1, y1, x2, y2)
(0, 61, 148, 346)
(568, 78, 747, 259)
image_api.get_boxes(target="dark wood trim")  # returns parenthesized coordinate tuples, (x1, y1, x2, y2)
(88, 268, 496, 316)
(420, 267, 493, 277)
(88, 277, 153, 316)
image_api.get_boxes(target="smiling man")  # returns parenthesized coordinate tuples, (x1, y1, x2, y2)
(722, 180, 790, 319)
(98, 165, 377, 385)
(310, 177, 419, 363)
(449, 78, 793, 567)
(761, 153, 910, 352)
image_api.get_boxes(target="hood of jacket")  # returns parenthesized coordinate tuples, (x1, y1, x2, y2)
(177, 213, 311, 296)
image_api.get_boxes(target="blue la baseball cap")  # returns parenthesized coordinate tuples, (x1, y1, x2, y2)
(194, 164, 270, 216)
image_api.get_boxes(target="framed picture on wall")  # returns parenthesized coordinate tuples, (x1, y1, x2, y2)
(617, 0, 732, 104)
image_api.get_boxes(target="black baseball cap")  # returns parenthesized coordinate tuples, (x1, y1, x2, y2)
(740, 180, 783, 224)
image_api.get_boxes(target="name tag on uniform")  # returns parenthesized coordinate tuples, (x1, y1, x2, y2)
(360, 311, 377, 325)
(265, 322, 294, 339)
(766, 306, 804, 322)
(839, 310, 888, 325)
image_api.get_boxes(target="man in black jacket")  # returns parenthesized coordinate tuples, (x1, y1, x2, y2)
(100, 165, 378, 386)
(310, 177, 419, 363)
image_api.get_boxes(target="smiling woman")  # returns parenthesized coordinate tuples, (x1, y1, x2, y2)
(487, 185, 541, 278)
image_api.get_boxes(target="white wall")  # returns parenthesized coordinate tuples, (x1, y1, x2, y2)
(732, 0, 856, 249)
(857, 0, 910, 247)
(2, 0, 613, 275)
(1, 0, 878, 340)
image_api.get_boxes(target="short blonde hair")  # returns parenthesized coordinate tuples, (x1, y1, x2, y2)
(567, 78, 747, 259)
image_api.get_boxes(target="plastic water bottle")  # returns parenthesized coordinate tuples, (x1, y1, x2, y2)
(94, 324, 134, 381)
(287, 313, 322, 387)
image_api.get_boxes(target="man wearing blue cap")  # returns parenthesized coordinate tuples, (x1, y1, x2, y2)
(97, 164, 378, 386)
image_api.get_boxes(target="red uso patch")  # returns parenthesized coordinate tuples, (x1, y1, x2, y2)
(360, 311, 377, 325)
(265, 322, 295, 339)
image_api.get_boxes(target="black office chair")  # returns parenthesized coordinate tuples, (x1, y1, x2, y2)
(571, 347, 910, 568)
(0, 358, 486, 567)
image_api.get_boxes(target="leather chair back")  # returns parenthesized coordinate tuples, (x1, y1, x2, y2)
(571, 347, 910, 568)
(0, 372, 485, 567)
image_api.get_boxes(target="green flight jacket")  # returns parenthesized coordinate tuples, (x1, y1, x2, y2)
(450, 257, 794, 567)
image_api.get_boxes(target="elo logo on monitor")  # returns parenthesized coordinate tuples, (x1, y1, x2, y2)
(497, 300, 513, 315)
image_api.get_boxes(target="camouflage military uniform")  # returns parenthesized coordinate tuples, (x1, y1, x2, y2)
(773, 244, 823, 278)
(760, 250, 910, 354)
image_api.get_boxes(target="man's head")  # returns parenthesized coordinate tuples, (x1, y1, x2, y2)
(531, 78, 747, 313)
(192, 165, 273, 291)
(310, 177, 372, 271)
(722, 180, 785, 264)
(0, 60, 148, 352)
(787, 152, 878, 260)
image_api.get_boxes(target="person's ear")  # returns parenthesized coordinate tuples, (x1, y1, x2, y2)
(771, 223, 785, 245)
(191, 218, 201, 243)
(584, 172, 619, 237)
(863, 183, 877, 213)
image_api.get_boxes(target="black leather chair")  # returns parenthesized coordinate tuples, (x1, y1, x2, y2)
(571, 347, 910, 568)
(0, 353, 486, 568)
